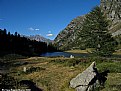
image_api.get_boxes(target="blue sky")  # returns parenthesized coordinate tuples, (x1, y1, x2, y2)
(0, 0, 100, 40)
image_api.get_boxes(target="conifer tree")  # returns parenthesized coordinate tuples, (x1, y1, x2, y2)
(79, 6, 117, 56)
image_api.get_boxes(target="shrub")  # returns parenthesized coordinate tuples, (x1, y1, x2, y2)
(97, 62, 121, 73)
(26, 66, 46, 74)
(50, 58, 88, 67)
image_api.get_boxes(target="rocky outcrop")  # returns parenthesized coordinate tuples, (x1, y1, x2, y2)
(70, 62, 97, 91)
(70, 62, 110, 91)
(100, 0, 121, 24)
(100, 0, 121, 36)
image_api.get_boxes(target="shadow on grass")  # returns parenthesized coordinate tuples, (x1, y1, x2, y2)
(19, 80, 43, 91)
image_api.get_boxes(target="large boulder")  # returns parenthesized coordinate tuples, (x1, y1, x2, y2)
(70, 62, 98, 91)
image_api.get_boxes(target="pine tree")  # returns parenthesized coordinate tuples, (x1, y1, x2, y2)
(79, 6, 117, 56)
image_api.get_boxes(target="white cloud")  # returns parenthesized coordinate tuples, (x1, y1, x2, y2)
(35, 28, 40, 31)
(46, 33, 54, 37)
(28, 27, 40, 31)
(46, 31, 54, 37)
(28, 27, 34, 31)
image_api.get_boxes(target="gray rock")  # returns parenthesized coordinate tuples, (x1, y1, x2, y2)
(70, 62, 97, 91)
(100, 0, 121, 24)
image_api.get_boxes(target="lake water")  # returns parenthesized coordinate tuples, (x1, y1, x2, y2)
(40, 52, 89, 58)
(40, 52, 121, 58)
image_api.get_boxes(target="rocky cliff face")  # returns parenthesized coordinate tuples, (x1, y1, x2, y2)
(100, 0, 121, 36)
(54, 16, 85, 50)
(54, 0, 121, 50)
(100, 0, 121, 24)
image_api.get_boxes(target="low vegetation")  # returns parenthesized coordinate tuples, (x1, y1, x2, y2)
(66, 50, 88, 53)
(1, 56, 120, 91)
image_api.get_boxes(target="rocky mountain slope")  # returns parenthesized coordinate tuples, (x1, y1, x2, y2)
(100, 0, 121, 24)
(100, 0, 121, 36)
(54, 0, 121, 50)
(54, 16, 85, 50)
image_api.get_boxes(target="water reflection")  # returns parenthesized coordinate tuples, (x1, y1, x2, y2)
(40, 52, 121, 58)
(40, 52, 89, 58)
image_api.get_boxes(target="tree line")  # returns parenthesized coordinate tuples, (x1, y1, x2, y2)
(0, 29, 57, 57)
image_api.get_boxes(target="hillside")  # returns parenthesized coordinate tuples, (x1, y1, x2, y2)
(54, 0, 121, 51)
(54, 16, 85, 50)
(100, 0, 121, 36)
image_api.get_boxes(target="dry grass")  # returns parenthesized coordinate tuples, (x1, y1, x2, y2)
(101, 73, 121, 91)
(9, 57, 121, 91)
(66, 49, 88, 53)
(66, 49, 121, 55)
(65, 48, 94, 53)
(10, 57, 88, 91)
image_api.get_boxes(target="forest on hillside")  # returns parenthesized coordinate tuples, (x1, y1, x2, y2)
(0, 29, 57, 57)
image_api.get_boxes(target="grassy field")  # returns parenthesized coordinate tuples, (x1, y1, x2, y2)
(66, 49, 121, 55)
(65, 49, 88, 53)
(5, 56, 121, 91)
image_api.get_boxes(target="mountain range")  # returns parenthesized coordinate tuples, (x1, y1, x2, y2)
(21, 35, 53, 43)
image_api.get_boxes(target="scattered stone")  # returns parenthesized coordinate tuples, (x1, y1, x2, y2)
(23, 67, 27, 72)
(70, 55, 74, 58)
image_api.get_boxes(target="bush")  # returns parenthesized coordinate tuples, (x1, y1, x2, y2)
(26, 66, 46, 74)
(97, 62, 121, 73)
(50, 58, 88, 67)
(3, 54, 27, 60)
